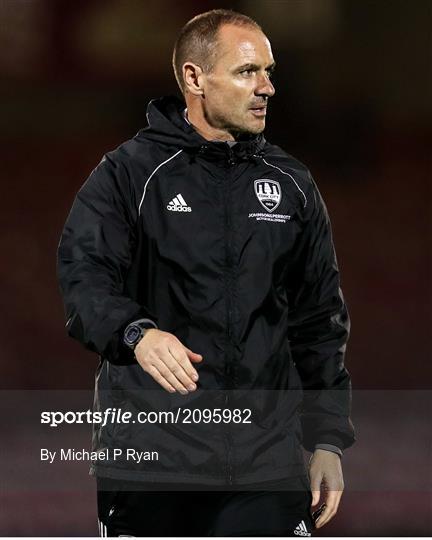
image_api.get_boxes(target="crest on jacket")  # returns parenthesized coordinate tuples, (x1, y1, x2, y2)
(254, 179, 281, 212)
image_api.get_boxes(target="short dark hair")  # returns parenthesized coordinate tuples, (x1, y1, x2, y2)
(172, 9, 262, 95)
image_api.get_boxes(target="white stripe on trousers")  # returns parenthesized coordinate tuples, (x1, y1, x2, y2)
(98, 518, 107, 537)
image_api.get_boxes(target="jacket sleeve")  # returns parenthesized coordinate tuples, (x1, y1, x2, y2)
(56, 153, 157, 363)
(287, 174, 355, 452)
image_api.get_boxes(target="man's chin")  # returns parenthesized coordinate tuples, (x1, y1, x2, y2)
(249, 123, 266, 135)
(231, 122, 266, 138)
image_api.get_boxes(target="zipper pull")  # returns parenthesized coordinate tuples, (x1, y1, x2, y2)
(227, 148, 235, 166)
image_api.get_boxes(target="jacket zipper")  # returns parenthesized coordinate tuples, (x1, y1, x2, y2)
(223, 147, 236, 486)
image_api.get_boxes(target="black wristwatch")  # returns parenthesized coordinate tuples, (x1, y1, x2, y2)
(123, 318, 157, 350)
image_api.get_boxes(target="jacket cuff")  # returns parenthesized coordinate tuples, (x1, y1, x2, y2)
(314, 443, 343, 457)
(126, 318, 158, 330)
(306, 432, 347, 452)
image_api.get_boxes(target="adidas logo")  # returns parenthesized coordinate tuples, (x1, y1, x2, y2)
(167, 193, 192, 212)
(294, 520, 311, 536)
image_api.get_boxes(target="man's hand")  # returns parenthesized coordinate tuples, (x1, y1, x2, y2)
(134, 329, 203, 394)
(309, 449, 344, 529)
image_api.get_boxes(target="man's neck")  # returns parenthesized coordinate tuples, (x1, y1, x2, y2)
(183, 107, 237, 143)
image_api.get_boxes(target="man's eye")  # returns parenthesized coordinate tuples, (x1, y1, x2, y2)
(241, 69, 255, 76)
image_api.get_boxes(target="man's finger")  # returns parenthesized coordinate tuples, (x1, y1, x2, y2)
(153, 354, 191, 394)
(311, 489, 321, 507)
(314, 490, 343, 529)
(310, 472, 323, 507)
(173, 346, 200, 382)
(184, 346, 203, 363)
(315, 504, 337, 529)
(145, 364, 176, 393)
(164, 346, 199, 390)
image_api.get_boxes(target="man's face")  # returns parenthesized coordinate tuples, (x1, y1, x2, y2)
(201, 24, 276, 136)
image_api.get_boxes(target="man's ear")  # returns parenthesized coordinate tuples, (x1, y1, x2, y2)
(183, 62, 205, 96)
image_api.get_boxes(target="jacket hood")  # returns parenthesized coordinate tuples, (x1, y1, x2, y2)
(135, 95, 267, 161)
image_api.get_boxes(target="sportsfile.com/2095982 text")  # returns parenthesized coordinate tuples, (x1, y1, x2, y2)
(40, 408, 253, 427)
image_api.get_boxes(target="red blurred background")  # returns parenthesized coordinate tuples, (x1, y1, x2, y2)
(0, 0, 430, 535)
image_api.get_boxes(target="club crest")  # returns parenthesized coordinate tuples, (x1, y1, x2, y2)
(254, 179, 281, 212)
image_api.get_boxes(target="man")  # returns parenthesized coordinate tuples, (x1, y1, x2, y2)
(57, 8, 355, 537)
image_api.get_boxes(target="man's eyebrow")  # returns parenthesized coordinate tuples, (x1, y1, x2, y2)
(236, 62, 276, 71)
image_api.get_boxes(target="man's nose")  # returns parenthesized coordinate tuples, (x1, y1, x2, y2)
(256, 72, 275, 97)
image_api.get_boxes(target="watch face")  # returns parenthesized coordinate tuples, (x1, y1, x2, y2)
(125, 325, 140, 345)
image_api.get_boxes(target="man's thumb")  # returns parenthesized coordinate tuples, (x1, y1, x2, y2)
(311, 488, 321, 507)
(184, 347, 203, 361)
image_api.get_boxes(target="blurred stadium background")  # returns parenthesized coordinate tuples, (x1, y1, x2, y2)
(0, 0, 430, 535)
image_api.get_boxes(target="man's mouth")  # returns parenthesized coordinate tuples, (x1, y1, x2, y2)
(249, 106, 267, 117)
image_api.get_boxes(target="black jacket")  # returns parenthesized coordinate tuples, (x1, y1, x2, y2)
(57, 95, 355, 486)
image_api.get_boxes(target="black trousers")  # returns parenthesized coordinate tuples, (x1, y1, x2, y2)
(97, 475, 315, 537)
